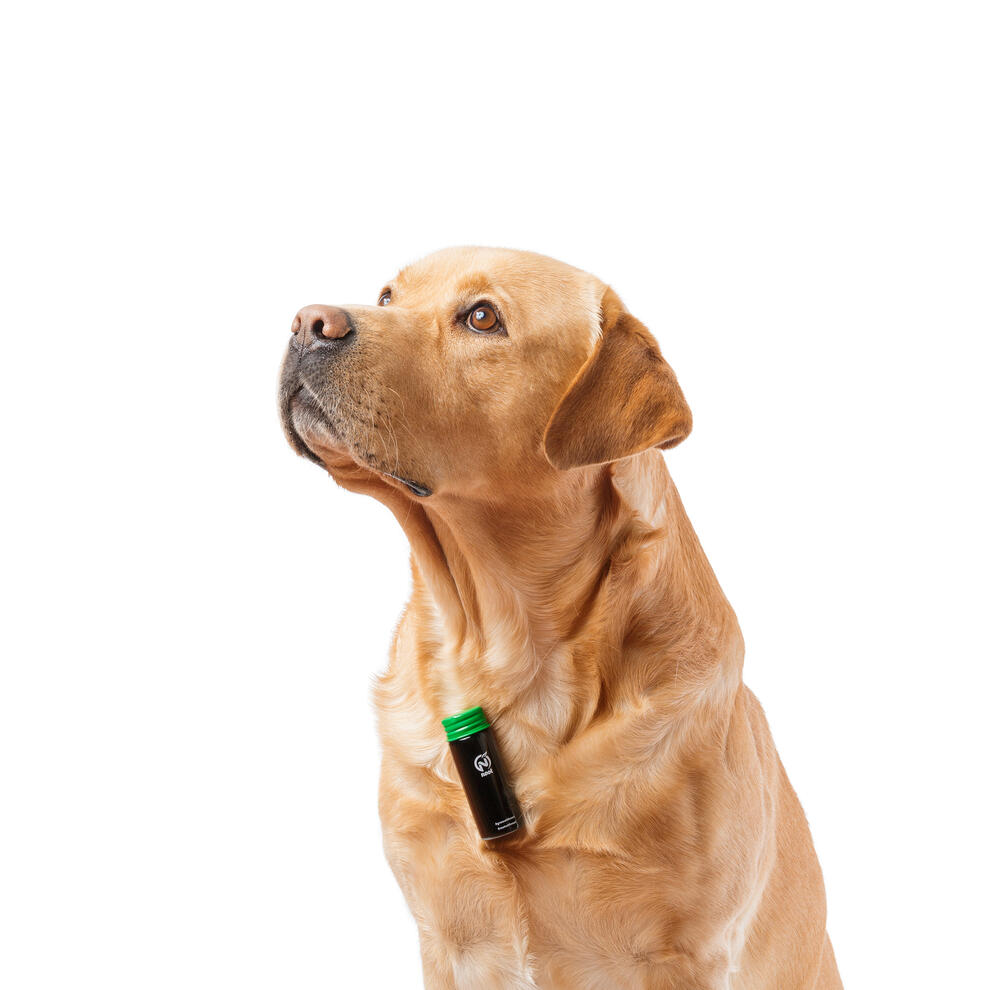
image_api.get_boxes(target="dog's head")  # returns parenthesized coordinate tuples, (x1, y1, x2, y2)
(278, 247, 691, 501)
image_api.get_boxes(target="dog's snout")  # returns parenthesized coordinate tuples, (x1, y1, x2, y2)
(291, 305, 355, 351)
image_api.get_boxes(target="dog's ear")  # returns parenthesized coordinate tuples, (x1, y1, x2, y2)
(543, 288, 692, 470)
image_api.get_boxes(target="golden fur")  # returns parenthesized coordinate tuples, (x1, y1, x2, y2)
(278, 247, 841, 989)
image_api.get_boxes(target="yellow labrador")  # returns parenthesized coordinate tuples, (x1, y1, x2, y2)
(278, 247, 841, 989)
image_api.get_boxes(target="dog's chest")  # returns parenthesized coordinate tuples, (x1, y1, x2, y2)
(382, 812, 724, 989)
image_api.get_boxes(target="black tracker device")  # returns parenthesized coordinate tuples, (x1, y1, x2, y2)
(442, 706, 523, 841)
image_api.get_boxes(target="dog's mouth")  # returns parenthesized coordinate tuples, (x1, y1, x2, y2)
(278, 359, 433, 498)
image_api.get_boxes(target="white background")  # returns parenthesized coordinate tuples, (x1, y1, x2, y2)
(2, 2, 987, 987)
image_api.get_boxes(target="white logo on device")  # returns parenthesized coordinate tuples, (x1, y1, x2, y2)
(474, 752, 493, 776)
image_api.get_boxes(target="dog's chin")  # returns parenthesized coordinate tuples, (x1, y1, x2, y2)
(282, 387, 352, 466)
(275, 385, 326, 465)
(281, 386, 434, 498)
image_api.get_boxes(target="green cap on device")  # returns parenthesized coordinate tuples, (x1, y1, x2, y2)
(442, 706, 490, 742)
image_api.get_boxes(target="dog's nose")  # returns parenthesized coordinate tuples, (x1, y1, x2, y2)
(291, 305, 355, 351)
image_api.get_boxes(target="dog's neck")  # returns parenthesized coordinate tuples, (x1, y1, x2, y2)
(427, 468, 620, 658)
(386, 450, 744, 763)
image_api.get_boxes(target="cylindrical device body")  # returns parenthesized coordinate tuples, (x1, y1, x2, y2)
(442, 707, 523, 841)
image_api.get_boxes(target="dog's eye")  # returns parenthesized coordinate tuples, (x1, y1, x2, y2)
(378, 290, 392, 306)
(467, 303, 499, 333)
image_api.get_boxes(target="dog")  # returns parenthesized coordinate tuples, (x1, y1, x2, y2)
(278, 247, 841, 989)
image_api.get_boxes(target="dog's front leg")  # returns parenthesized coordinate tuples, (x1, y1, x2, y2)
(417, 927, 538, 990)
(381, 819, 536, 988)
(417, 931, 457, 990)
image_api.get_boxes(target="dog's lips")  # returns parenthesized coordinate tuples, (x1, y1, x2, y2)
(383, 473, 433, 498)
